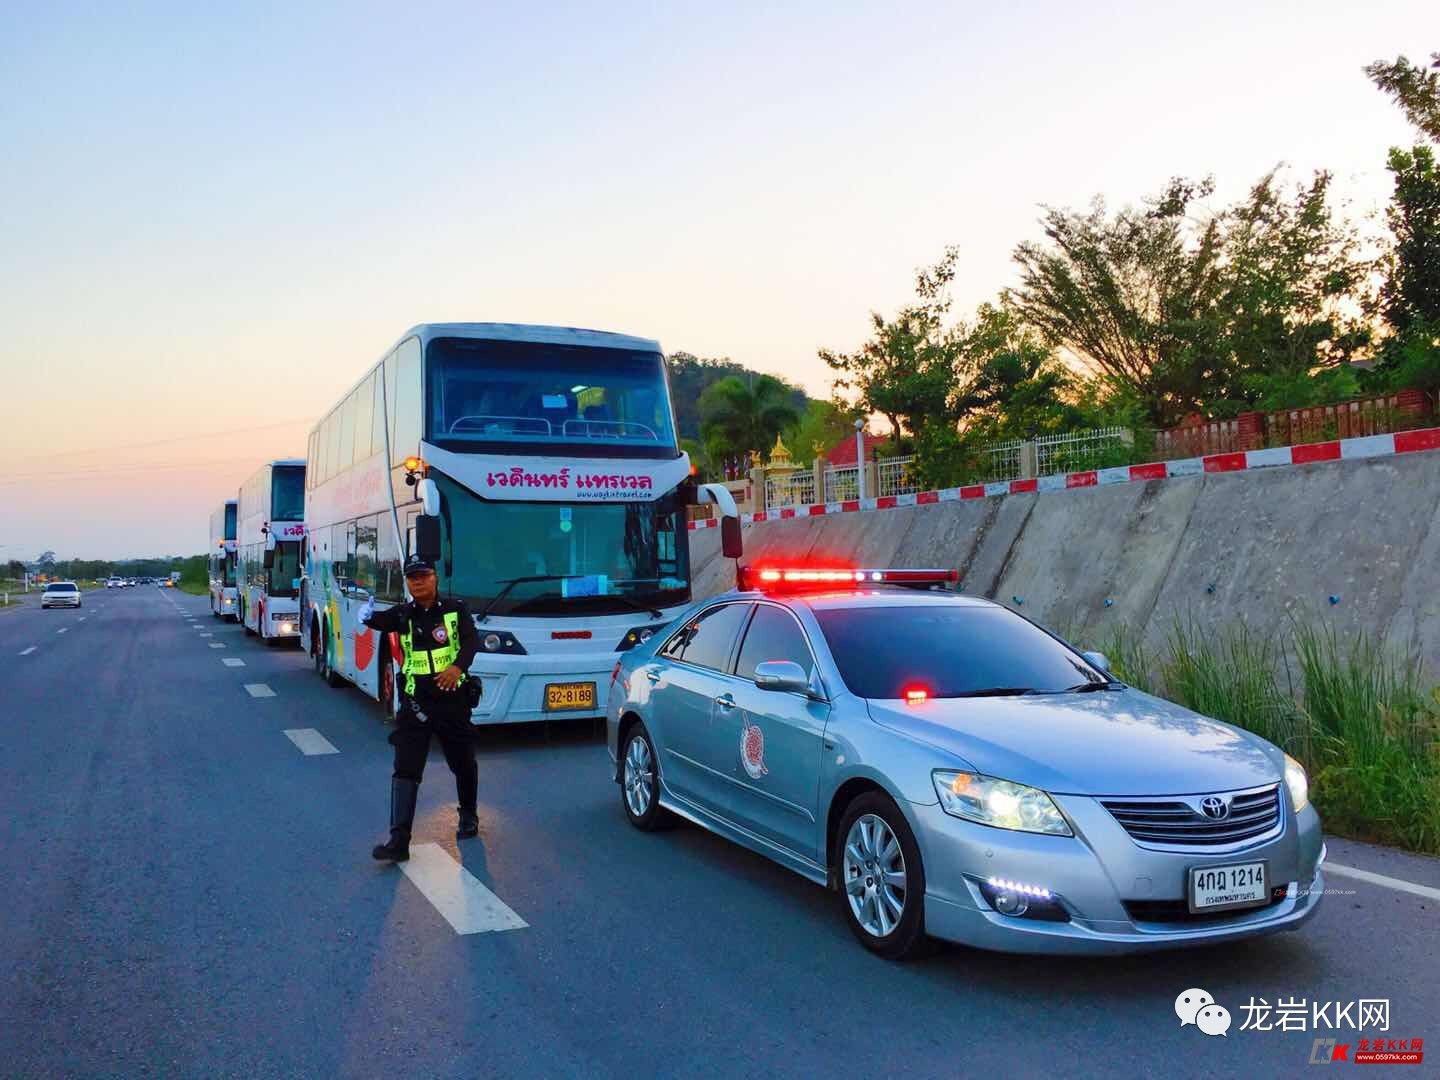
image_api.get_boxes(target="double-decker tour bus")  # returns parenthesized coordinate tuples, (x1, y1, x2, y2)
(300, 322, 739, 723)
(236, 458, 307, 644)
(208, 499, 238, 620)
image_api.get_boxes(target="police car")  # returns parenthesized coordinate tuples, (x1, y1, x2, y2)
(606, 565, 1323, 958)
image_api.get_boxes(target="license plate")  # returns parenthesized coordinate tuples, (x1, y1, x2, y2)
(1189, 860, 1268, 913)
(544, 681, 596, 712)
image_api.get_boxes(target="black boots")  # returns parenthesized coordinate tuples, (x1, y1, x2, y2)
(457, 807, 479, 839)
(372, 778, 419, 862)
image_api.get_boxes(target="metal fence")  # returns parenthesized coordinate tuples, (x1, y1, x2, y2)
(876, 457, 915, 497)
(983, 439, 1024, 483)
(764, 471, 816, 508)
(1033, 426, 1131, 476)
(823, 465, 859, 503)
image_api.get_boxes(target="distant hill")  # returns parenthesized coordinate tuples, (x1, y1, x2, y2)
(667, 352, 809, 441)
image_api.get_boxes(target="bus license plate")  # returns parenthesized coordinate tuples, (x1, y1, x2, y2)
(544, 682, 596, 712)
(1189, 861, 1268, 913)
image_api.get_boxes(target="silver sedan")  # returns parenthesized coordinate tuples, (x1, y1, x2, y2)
(606, 568, 1324, 959)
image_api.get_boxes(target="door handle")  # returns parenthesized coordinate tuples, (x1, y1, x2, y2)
(645, 670, 661, 684)
(714, 693, 736, 709)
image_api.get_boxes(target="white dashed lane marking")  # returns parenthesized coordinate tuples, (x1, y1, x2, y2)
(243, 683, 275, 698)
(398, 843, 528, 935)
(283, 728, 339, 755)
(200, 633, 213, 637)
(1326, 862, 1440, 902)
(221, 658, 245, 667)
(209, 643, 226, 649)
(19, 647, 37, 656)
(78, 617, 87, 623)
(56, 628, 68, 634)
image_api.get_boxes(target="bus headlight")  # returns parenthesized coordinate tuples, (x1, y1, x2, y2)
(480, 632, 526, 654)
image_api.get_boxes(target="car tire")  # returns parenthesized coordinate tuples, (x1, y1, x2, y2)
(619, 722, 673, 831)
(835, 792, 931, 961)
(323, 630, 345, 688)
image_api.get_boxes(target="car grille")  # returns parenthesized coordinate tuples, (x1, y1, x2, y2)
(1101, 784, 1282, 847)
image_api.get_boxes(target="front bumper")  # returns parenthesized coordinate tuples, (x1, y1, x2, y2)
(912, 792, 1325, 955)
(42, 598, 81, 608)
(469, 650, 616, 724)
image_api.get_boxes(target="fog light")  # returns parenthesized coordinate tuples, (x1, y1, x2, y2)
(279, 622, 294, 635)
(979, 877, 1067, 922)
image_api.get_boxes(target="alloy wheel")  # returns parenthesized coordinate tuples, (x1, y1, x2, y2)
(623, 736, 654, 818)
(843, 813, 908, 938)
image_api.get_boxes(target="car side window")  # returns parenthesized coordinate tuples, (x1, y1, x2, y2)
(660, 603, 752, 671)
(735, 604, 815, 681)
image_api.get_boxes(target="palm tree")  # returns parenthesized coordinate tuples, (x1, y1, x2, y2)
(698, 375, 801, 463)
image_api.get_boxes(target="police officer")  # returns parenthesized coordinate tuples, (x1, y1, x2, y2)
(358, 554, 482, 862)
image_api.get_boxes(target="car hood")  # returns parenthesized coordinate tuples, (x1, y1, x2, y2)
(866, 688, 1282, 796)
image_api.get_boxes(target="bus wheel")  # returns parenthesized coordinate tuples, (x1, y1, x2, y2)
(380, 658, 397, 724)
(311, 621, 326, 678)
(323, 633, 345, 688)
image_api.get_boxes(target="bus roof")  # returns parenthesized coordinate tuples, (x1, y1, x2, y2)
(404, 322, 661, 354)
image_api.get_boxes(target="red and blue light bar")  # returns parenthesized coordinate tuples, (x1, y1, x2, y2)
(737, 566, 959, 591)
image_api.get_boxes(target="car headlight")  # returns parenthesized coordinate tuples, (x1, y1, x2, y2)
(932, 770, 1072, 836)
(1283, 753, 1309, 813)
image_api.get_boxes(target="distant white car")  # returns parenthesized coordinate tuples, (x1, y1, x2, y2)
(42, 582, 82, 609)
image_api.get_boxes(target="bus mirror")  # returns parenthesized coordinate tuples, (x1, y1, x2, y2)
(415, 515, 442, 563)
(262, 548, 275, 569)
(721, 515, 743, 559)
(418, 478, 440, 517)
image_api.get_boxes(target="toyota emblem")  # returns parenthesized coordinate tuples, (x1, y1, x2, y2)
(1199, 795, 1230, 820)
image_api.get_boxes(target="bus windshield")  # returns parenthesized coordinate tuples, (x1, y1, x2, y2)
(271, 467, 305, 522)
(426, 337, 677, 458)
(435, 477, 689, 616)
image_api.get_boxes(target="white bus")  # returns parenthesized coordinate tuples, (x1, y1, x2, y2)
(299, 322, 739, 723)
(236, 458, 307, 645)
(208, 500, 238, 619)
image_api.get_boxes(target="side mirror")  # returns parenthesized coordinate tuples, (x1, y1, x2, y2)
(753, 660, 809, 694)
(262, 548, 275, 569)
(721, 515, 743, 560)
(415, 515, 442, 564)
(1082, 650, 1111, 673)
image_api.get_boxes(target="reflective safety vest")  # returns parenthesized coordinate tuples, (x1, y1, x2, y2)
(400, 609, 468, 696)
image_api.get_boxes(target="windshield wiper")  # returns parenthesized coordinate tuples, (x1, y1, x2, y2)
(605, 593, 665, 619)
(1062, 680, 1126, 693)
(477, 575, 582, 622)
(950, 687, 1039, 698)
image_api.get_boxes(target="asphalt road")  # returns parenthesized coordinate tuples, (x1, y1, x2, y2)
(2, 587, 1436, 1079)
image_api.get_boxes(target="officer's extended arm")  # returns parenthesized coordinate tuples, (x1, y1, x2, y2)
(359, 596, 407, 633)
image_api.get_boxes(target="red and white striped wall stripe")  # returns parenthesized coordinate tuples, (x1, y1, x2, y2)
(686, 427, 1440, 531)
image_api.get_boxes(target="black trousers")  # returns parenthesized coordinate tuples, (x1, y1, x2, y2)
(390, 707, 477, 811)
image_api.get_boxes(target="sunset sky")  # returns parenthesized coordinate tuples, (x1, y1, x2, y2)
(0, 2, 1429, 559)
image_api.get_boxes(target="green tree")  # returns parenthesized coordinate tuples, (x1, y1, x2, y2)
(697, 374, 802, 463)
(668, 352, 807, 441)
(1219, 169, 1368, 408)
(1365, 53, 1440, 144)
(952, 303, 1079, 438)
(820, 247, 962, 446)
(5, 559, 25, 579)
(1010, 179, 1228, 427)
(783, 399, 862, 465)
(1367, 54, 1440, 395)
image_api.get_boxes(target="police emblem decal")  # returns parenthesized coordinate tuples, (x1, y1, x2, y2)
(432, 625, 448, 644)
(740, 716, 768, 779)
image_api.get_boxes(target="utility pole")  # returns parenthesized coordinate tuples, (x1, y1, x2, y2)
(854, 419, 867, 501)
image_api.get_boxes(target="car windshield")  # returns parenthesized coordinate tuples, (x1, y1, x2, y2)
(814, 604, 1105, 699)
(426, 337, 677, 458)
(434, 474, 689, 616)
(45, 583, 77, 592)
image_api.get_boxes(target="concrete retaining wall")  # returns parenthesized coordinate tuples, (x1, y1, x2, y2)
(690, 451, 1440, 670)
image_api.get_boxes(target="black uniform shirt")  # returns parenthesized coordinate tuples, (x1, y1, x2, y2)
(362, 596, 480, 708)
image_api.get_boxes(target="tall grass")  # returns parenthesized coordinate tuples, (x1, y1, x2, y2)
(1096, 618, 1440, 855)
